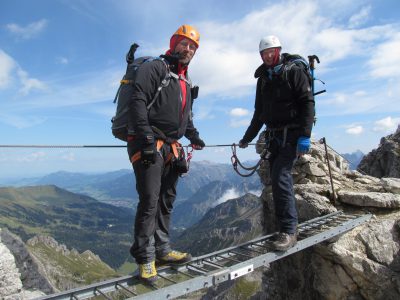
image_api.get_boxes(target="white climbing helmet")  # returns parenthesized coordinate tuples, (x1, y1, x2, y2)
(259, 35, 282, 52)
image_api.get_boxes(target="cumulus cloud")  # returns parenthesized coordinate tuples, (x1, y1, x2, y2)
(6, 19, 48, 40)
(186, 0, 395, 98)
(346, 125, 363, 135)
(0, 50, 47, 96)
(0, 50, 16, 89)
(373, 116, 400, 133)
(230, 108, 250, 117)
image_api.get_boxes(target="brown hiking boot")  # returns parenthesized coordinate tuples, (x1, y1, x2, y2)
(271, 232, 297, 251)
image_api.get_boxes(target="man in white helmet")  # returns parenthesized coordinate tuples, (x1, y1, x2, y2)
(239, 35, 315, 251)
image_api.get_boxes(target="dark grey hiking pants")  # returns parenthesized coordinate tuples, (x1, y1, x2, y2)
(129, 144, 179, 264)
(268, 136, 298, 234)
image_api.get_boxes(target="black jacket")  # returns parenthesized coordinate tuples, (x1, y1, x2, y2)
(242, 61, 315, 143)
(129, 55, 200, 143)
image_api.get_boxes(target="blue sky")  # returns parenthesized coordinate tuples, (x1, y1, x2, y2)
(0, 0, 399, 179)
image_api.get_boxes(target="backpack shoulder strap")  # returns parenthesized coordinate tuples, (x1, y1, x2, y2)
(145, 57, 171, 110)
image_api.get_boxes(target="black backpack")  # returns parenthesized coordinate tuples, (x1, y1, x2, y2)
(281, 53, 313, 87)
(111, 43, 170, 141)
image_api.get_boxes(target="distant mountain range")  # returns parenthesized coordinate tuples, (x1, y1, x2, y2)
(0, 161, 262, 210)
(341, 150, 364, 170)
(0, 160, 263, 270)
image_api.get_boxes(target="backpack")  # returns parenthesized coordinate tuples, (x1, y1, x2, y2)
(281, 53, 317, 123)
(281, 53, 313, 88)
(111, 43, 170, 141)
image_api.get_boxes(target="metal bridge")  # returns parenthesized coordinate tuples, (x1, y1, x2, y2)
(35, 210, 371, 300)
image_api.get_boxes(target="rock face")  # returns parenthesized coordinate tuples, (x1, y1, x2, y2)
(0, 228, 50, 299)
(358, 126, 400, 178)
(256, 137, 400, 300)
(0, 229, 118, 299)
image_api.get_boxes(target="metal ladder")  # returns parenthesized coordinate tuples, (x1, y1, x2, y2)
(35, 211, 372, 300)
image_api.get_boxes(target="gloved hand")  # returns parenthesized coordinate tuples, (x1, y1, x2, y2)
(238, 139, 248, 149)
(141, 135, 157, 165)
(297, 136, 311, 155)
(190, 136, 205, 150)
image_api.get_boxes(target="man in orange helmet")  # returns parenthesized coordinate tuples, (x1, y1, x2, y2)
(128, 25, 205, 283)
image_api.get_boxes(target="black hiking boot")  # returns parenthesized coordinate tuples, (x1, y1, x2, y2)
(271, 232, 297, 251)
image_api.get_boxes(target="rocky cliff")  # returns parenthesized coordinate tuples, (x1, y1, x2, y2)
(257, 137, 400, 300)
(0, 229, 118, 299)
(199, 135, 400, 300)
(0, 228, 49, 299)
(358, 125, 400, 178)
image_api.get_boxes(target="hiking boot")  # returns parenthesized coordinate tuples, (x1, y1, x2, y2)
(271, 232, 297, 252)
(157, 250, 192, 265)
(138, 261, 158, 283)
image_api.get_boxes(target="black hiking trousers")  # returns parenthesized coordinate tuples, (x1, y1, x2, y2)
(129, 144, 179, 264)
(268, 131, 299, 234)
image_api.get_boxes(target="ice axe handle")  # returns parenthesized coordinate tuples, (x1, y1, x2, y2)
(126, 43, 140, 64)
(308, 55, 320, 70)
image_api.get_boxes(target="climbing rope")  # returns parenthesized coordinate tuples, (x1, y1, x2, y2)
(230, 143, 270, 177)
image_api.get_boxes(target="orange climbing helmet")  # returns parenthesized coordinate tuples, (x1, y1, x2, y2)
(172, 24, 200, 48)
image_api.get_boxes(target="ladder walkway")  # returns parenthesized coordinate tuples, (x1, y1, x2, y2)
(35, 211, 372, 300)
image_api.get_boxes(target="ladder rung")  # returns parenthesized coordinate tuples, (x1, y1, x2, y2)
(94, 288, 112, 300)
(216, 254, 242, 263)
(202, 259, 225, 269)
(229, 250, 253, 258)
(175, 269, 196, 278)
(115, 283, 137, 296)
(241, 246, 264, 254)
(157, 273, 177, 284)
(186, 264, 209, 275)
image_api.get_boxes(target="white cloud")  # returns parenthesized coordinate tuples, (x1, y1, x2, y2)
(0, 50, 16, 89)
(373, 116, 400, 133)
(230, 108, 250, 117)
(348, 6, 371, 28)
(346, 125, 363, 135)
(17, 69, 47, 95)
(6, 19, 48, 40)
(186, 1, 396, 98)
(368, 34, 400, 78)
(214, 188, 240, 206)
(318, 88, 400, 116)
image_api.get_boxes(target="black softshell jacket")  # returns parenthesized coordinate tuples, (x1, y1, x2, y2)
(129, 57, 200, 142)
(242, 62, 315, 144)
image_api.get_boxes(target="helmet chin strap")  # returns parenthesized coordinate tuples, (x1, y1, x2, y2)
(272, 48, 281, 66)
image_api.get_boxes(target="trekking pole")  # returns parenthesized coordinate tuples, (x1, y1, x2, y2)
(320, 137, 336, 205)
(308, 54, 326, 95)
